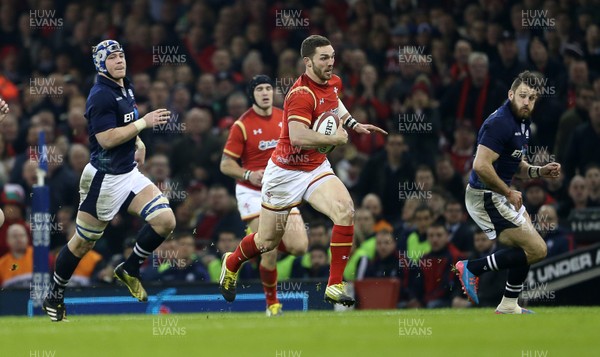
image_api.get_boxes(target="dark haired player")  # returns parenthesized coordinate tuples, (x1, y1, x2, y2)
(43, 40, 175, 321)
(220, 75, 308, 316)
(219, 35, 386, 306)
(456, 71, 561, 314)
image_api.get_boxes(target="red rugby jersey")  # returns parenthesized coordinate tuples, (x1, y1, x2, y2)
(271, 73, 343, 171)
(223, 107, 283, 190)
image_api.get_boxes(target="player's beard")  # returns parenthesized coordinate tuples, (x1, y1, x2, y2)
(312, 62, 332, 82)
(509, 100, 532, 120)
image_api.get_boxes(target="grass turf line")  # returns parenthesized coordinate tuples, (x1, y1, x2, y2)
(2, 307, 598, 356)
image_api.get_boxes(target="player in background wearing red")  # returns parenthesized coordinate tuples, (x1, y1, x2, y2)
(220, 75, 308, 316)
(219, 35, 387, 306)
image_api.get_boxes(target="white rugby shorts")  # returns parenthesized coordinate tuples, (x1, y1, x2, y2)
(79, 163, 153, 221)
(261, 159, 335, 211)
(465, 184, 527, 239)
(236, 184, 299, 220)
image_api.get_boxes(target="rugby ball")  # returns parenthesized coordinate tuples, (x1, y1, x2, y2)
(312, 111, 339, 154)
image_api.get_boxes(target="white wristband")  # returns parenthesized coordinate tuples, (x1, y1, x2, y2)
(344, 116, 359, 129)
(528, 166, 541, 178)
(133, 120, 147, 132)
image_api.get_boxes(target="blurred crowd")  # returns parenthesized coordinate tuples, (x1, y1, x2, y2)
(1, 0, 600, 308)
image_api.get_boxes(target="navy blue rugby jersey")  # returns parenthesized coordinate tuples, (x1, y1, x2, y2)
(85, 75, 140, 174)
(469, 100, 530, 190)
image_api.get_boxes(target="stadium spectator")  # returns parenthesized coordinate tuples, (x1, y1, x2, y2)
(65, 106, 88, 146)
(67, 143, 90, 179)
(141, 237, 178, 282)
(563, 98, 600, 179)
(524, 180, 555, 217)
(154, 233, 210, 283)
(193, 184, 244, 246)
(411, 222, 464, 308)
(193, 73, 219, 112)
(224, 91, 248, 120)
(396, 196, 421, 237)
(399, 205, 434, 264)
(169, 108, 222, 186)
(443, 199, 473, 254)
(131, 73, 151, 106)
(356, 225, 399, 280)
(345, 105, 386, 156)
(207, 230, 256, 282)
(435, 155, 465, 202)
(344, 64, 390, 126)
(429, 38, 453, 92)
(49, 206, 75, 251)
(170, 85, 192, 122)
(441, 52, 507, 133)
(560, 59, 590, 110)
(583, 24, 600, 73)
(554, 84, 595, 163)
(344, 208, 377, 281)
(360, 193, 390, 231)
(558, 175, 590, 220)
(307, 221, 330, 249)
(291, 245, 330, 279)
(537, 205, 572, 257)
(0, 224, 32, 288)
(414, 165, 436, 193)
(446, 121, 476, 179)
(489, 30, 528, 90)
(0, 184, 28, 257)
(584, 164, 600, 206)
(352, 208, 376, 249)
(427, 187, 448, 222)
(354, 132, 414, 225)
(145, 153, 180, 204)
(449, 39, 472, 82)
(401, 81, 441, 168)
(526, 36, 565, 95)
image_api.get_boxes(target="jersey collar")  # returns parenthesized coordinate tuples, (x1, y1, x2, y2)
(96, 74, 131, 89)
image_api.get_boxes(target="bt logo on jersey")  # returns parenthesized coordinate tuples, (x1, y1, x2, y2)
(124, 111, 135, 123)
(253, 128, 263, 135)
(511, 149, 523, 159)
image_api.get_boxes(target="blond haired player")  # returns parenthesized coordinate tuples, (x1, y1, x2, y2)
(219, 35, 386, 306)
(220, 75, 308, 316)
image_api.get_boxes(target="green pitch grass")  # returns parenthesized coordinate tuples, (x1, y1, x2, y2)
(2, 307, 599, 356)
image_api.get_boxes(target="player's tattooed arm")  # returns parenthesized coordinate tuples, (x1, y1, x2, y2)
(472, 145, 512, 197)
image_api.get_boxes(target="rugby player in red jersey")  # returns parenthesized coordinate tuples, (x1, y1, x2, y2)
(219, 35, 387, 306)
